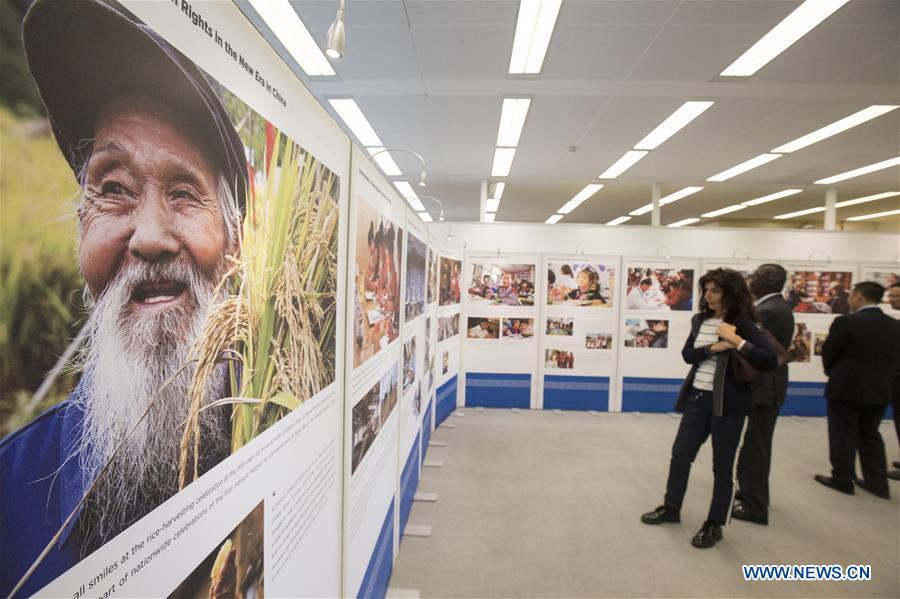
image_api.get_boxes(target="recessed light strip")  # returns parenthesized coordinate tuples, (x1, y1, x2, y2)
(741, 189, 803, 206)
(329, 99, 382, 146)
(367, 147, 402, 176)
(660, 186, 704, 205)
(634, 102, 714, 150)
(720, 0, 850, 77)
(556, 184, 604, 215)
(545, 214, 563, 224)
(485, 198, 501, 213)
(815, 156, 900, 185)
(835, 191, 900, 208)
(774, 206, 826, 220)
(606, 216, 631, 226)
(484, 212, 497, 223)
(846, 209, 900, 221)
(248, 0, 336, 76)
(772, 105, 899, 153)
(598, 150, 648, 179)
(508, 0, 563, 74)
(668, 218, 700, 228)
(497, 98, 532, 147)
(418, 211, 433, 223)
(491, 148, 517, 177)
(707, 154, 782, 182)
(701, 204, 747, 218)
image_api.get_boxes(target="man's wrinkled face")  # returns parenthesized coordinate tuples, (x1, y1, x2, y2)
(80, 95, 227, 307)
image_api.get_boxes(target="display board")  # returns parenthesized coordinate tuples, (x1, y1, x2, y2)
(434, 247, 463, 425)
(861, 261, 900, 317)
(1, 0, 348, 597)
(420, 242, 440, 458)
(617, 257, 700, 412)
(540, 255, 621, 411)
(461, 252, 541, 409)
(343, 148, 406, 599)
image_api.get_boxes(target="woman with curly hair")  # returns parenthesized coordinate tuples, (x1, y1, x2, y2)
(641, 268, 778, 549)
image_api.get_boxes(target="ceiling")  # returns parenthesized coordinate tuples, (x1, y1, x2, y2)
(240, 0, 900, 229)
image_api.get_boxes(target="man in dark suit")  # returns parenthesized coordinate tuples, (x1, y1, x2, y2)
(887, 282, 900, 481)
(815, 281, 900, 499)
(733, 264, 795, 525)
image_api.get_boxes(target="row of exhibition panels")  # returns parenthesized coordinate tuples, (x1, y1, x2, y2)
(28, 4, 899, 599)
(453, 252, 900, 416)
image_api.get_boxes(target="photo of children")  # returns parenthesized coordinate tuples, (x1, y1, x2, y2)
(354, 203, 402, 368)
(503, 318, 535, 339)
(442, 351, 450, 375)
(405, 233, 426, 321)
(439, 257, 461, 306)
(788, 322, 812, 363)
(624, 319, 669, 348)
(547, 262, 614, 307)
(170, 501, 264, 599)
(403, 337, 416, 395)
(783, 271, 853, 315)
(467, 317, 501, 339)
(585, 333, 614, 350)
(426, 248, 438, 304)
(546, 317, 574, 336)
(467, 263, 536, 306)
(626, 268, 694, 311)
(814, 332, 828, 357)
(351, 365, 399, 474)
(438, 314, 460, 342)
(545, 349, 575, 369)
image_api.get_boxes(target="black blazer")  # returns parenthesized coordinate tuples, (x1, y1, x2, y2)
(822, 307, 900, 405)
(751, 295, 795, 407)
(675, 314, 778, 416)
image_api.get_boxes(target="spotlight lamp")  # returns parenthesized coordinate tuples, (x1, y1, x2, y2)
(369, 148, 428, 187)
(325, 0, 346, 59)
(418, 195, 445, 221)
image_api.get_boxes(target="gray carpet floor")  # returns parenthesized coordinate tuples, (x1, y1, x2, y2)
(389, 409, 900, 598)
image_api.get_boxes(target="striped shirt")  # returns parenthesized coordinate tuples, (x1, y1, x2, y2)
(693, 318, 722, 391)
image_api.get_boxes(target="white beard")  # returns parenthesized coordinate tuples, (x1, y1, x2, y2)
(73, 260, 229, 546)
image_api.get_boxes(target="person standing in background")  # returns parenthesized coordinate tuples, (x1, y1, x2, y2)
(815, 282, 900, 499)
(733, 264, 794, 525)
(886, 283, 900, 481)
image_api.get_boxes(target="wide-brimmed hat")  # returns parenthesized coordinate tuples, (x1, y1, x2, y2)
(22, 0, 248, 209)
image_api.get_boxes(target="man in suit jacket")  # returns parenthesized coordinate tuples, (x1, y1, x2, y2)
(815, 281, 900, 499)
(733, 264, 795, 525)
(887, 283, 900, 481)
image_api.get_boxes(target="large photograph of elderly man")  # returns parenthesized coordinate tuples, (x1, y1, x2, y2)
(0, 1, 339, 596)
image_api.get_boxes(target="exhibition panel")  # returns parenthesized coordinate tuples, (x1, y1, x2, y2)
(541, 255, 621, 411)
(420, 243, 440, 458)
(1, 0, 349, 597)
(435, 248, 463, 425)
(462, 252, 541, 409)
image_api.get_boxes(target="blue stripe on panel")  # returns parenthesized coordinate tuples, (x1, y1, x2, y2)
(543, 375, 609, 411)
(465, 372, 530, 409)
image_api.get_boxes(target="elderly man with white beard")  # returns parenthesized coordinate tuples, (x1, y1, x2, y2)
(0, 1, 249, 596)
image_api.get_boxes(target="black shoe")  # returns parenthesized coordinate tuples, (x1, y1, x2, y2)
(691, 520, 723, 549)
(888, 469, 900, 481)
(854, 478, 890, 499)
(892, 461, 900, 469)
(641, 505, 680, 525)
(814, 474, 854, 495)
(731, 502, 768, 525)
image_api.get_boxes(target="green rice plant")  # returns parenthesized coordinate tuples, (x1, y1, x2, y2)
(179, 132, 338, 487)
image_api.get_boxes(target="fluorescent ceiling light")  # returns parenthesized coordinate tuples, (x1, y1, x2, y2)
(329, 99, 382, 146)
(629, 203, 653, 217)
(668, 218, 700, 228)
(701, 204, 747, 218)
(772, 105, 899, 153)
(846, 208, 900, 221)
(606, 216, 631, 226)
(484, 212, 497, 223)
(545, 214, 563, 224)
(835, 191, 900, 208)
(598, 150, 648, 179)
(491, 182, 506, 200)
(660, 186, 704, 205)
(741, 189, 803, 206)
(367, 147, 402, 176)
(774, 206, 826, 220)
(491, 148, 517, 177)
(815, 156, 900, 185)
(418, 211, 433, 223)
(497, 98, 532, 147)
(707, 153, 781, 182)
(509, 0, 563, 74)
(558, 184, 604, 214)
(720, 0, 850, 77)
(485, 198, 501, 213)
(393, 181, 418, 199)
(408, 198, 426, 212)
(634, 101, 715, 150)
(248, 0, 336, 76)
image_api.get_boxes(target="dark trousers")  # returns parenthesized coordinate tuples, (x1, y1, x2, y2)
(893, 394, 900, 446)
(664, 389, 747, 526)
(827, 398, 888, 494)
(735, 402, 780, 515)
